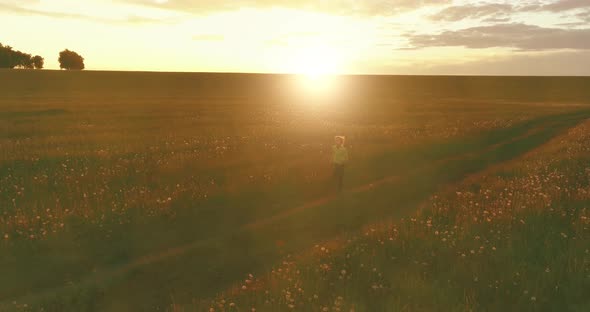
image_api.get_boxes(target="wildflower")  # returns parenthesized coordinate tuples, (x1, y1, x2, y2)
(530, 296, 536, 302)
(560, 232, 568, 238)
(229, 302, 235, 307)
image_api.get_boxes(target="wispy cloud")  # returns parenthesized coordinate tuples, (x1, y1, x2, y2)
(123, 0, 450, 16)
(429, 3, 513, 22)
(0, 3, 90, 19)
(577, 9, 590, 21)
(407, 23, 590, 51)
(429, 0, 590, 22)
(482, 16, 512, 23)
(528, 0, 590, 12)
(0, 2, 173, 24)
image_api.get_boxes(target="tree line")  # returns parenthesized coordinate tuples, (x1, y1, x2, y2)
(0, 43, 85, 70)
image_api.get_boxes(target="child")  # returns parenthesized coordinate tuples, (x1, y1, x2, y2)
(332, 136, 349, 193)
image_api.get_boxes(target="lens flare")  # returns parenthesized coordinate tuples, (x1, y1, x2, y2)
(287, 44, 342, 97)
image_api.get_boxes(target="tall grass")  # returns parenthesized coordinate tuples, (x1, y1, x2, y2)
(1, 71, 589, 311)
(192, 121, 590, 312)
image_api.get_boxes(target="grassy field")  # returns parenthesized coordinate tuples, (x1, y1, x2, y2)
(0, 70, 589, 311)
(196, 118, 590, 312)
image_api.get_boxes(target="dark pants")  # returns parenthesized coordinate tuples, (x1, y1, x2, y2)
(333, 164, 345, 192)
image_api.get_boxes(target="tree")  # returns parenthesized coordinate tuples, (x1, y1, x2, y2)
(58, 49, 84, 70)
(0, 44, 14, 68)
(32, 55, 44, 69)
(13, 50, 33, 69)
(0, 43, 42, 69)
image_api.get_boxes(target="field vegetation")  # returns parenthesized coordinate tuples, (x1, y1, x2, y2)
(194, 116, 590, 312)
(0, 70, 589, 311)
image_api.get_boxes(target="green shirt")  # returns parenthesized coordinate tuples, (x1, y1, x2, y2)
(332, 145, 349, 165)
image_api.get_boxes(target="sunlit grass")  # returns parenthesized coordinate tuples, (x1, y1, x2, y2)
(190, 121, 590, 311)
(1, 71, 589, 311)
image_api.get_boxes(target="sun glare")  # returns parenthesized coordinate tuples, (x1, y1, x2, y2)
(288, 45, 342, 94)
(289, 45, 340, 76)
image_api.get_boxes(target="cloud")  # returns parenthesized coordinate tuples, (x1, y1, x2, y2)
(482, 16, 512, 23)
(557, 21, 589, 27)
(577, 9, 590, 21)
(407, 23, 590, 50)
(429, 3, 513, 22)
(533, 0, 590, 12)
(0, 3, 90, 19)
(0, 2, 172, 24)
(124, 0, 450, 16)
(429, 1, 590, 23)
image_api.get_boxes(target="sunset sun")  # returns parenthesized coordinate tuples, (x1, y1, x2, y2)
(290, 45, 341, 77)
(287, 44, 342, 93)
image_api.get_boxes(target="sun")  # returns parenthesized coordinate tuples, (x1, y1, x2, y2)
(289, 45, 341, 77)
(286, 44, 343, 94)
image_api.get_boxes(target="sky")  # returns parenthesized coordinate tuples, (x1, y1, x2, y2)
(1, 0, 589, 75)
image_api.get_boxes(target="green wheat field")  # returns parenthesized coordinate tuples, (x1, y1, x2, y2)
(1, 70, 589, 311)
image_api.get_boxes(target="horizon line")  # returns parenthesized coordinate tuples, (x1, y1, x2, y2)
(1, 68, 589, 78)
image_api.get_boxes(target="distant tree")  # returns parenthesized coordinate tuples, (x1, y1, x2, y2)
(0, 43, 42, 69)
(32, 55, 44, 69)
(14, 50, 33, 69)
(58, 49, 84, 70)
(0, 43, 13, 68)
